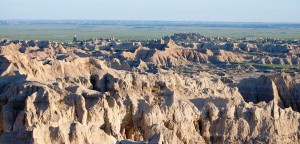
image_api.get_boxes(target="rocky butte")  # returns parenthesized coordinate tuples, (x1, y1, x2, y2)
(0, 33, 299, 143)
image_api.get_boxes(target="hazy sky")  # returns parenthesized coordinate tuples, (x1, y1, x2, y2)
(1, 0, 299, 22)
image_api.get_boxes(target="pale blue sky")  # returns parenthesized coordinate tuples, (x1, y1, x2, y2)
(1, 0, 299, 22)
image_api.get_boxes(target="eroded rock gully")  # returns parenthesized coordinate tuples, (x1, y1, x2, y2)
(0, 43, 299, 144)
(238, 74, 300, 112)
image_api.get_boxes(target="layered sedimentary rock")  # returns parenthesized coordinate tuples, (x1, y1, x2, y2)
(1, 31, 300, 144)
(238, 74, 300, 112)
(121, 43, 244, 67)
(237, 75, 281, 104)
(0, 42, 299, 144)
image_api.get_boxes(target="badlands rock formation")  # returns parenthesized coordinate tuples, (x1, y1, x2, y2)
(238, 74, 300, 112)
(121, 39, 244, 67)
(0, 36, 299, 144)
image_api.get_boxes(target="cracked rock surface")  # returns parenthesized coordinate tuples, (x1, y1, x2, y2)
(0, 42, 299, 144)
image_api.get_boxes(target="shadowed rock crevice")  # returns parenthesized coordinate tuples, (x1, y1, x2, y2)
(237, 76, 277, 104)
(90, 74, 99, 91)
(90, 73, 116, 92)
(1, 101, 25, 133)
(238, 74, 300, 112)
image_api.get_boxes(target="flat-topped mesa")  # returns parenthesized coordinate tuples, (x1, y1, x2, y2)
(168, 33, 207, 42)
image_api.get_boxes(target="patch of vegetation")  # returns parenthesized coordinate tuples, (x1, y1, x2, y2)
(233, 62, 299, 69)
(1, 24, 300, 42)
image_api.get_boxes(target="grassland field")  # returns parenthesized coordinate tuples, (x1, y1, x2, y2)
(1, 24, 300, 42)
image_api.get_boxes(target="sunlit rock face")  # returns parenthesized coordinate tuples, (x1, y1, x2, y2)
(0, 39, 299, 144)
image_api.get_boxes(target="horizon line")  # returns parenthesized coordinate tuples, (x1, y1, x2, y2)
(1, 19, 300, 24)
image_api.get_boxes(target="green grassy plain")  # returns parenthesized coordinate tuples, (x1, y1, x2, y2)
(1, 24, 300, 42)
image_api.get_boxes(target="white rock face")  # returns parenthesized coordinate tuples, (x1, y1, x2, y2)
(0, 43, 299, 144)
